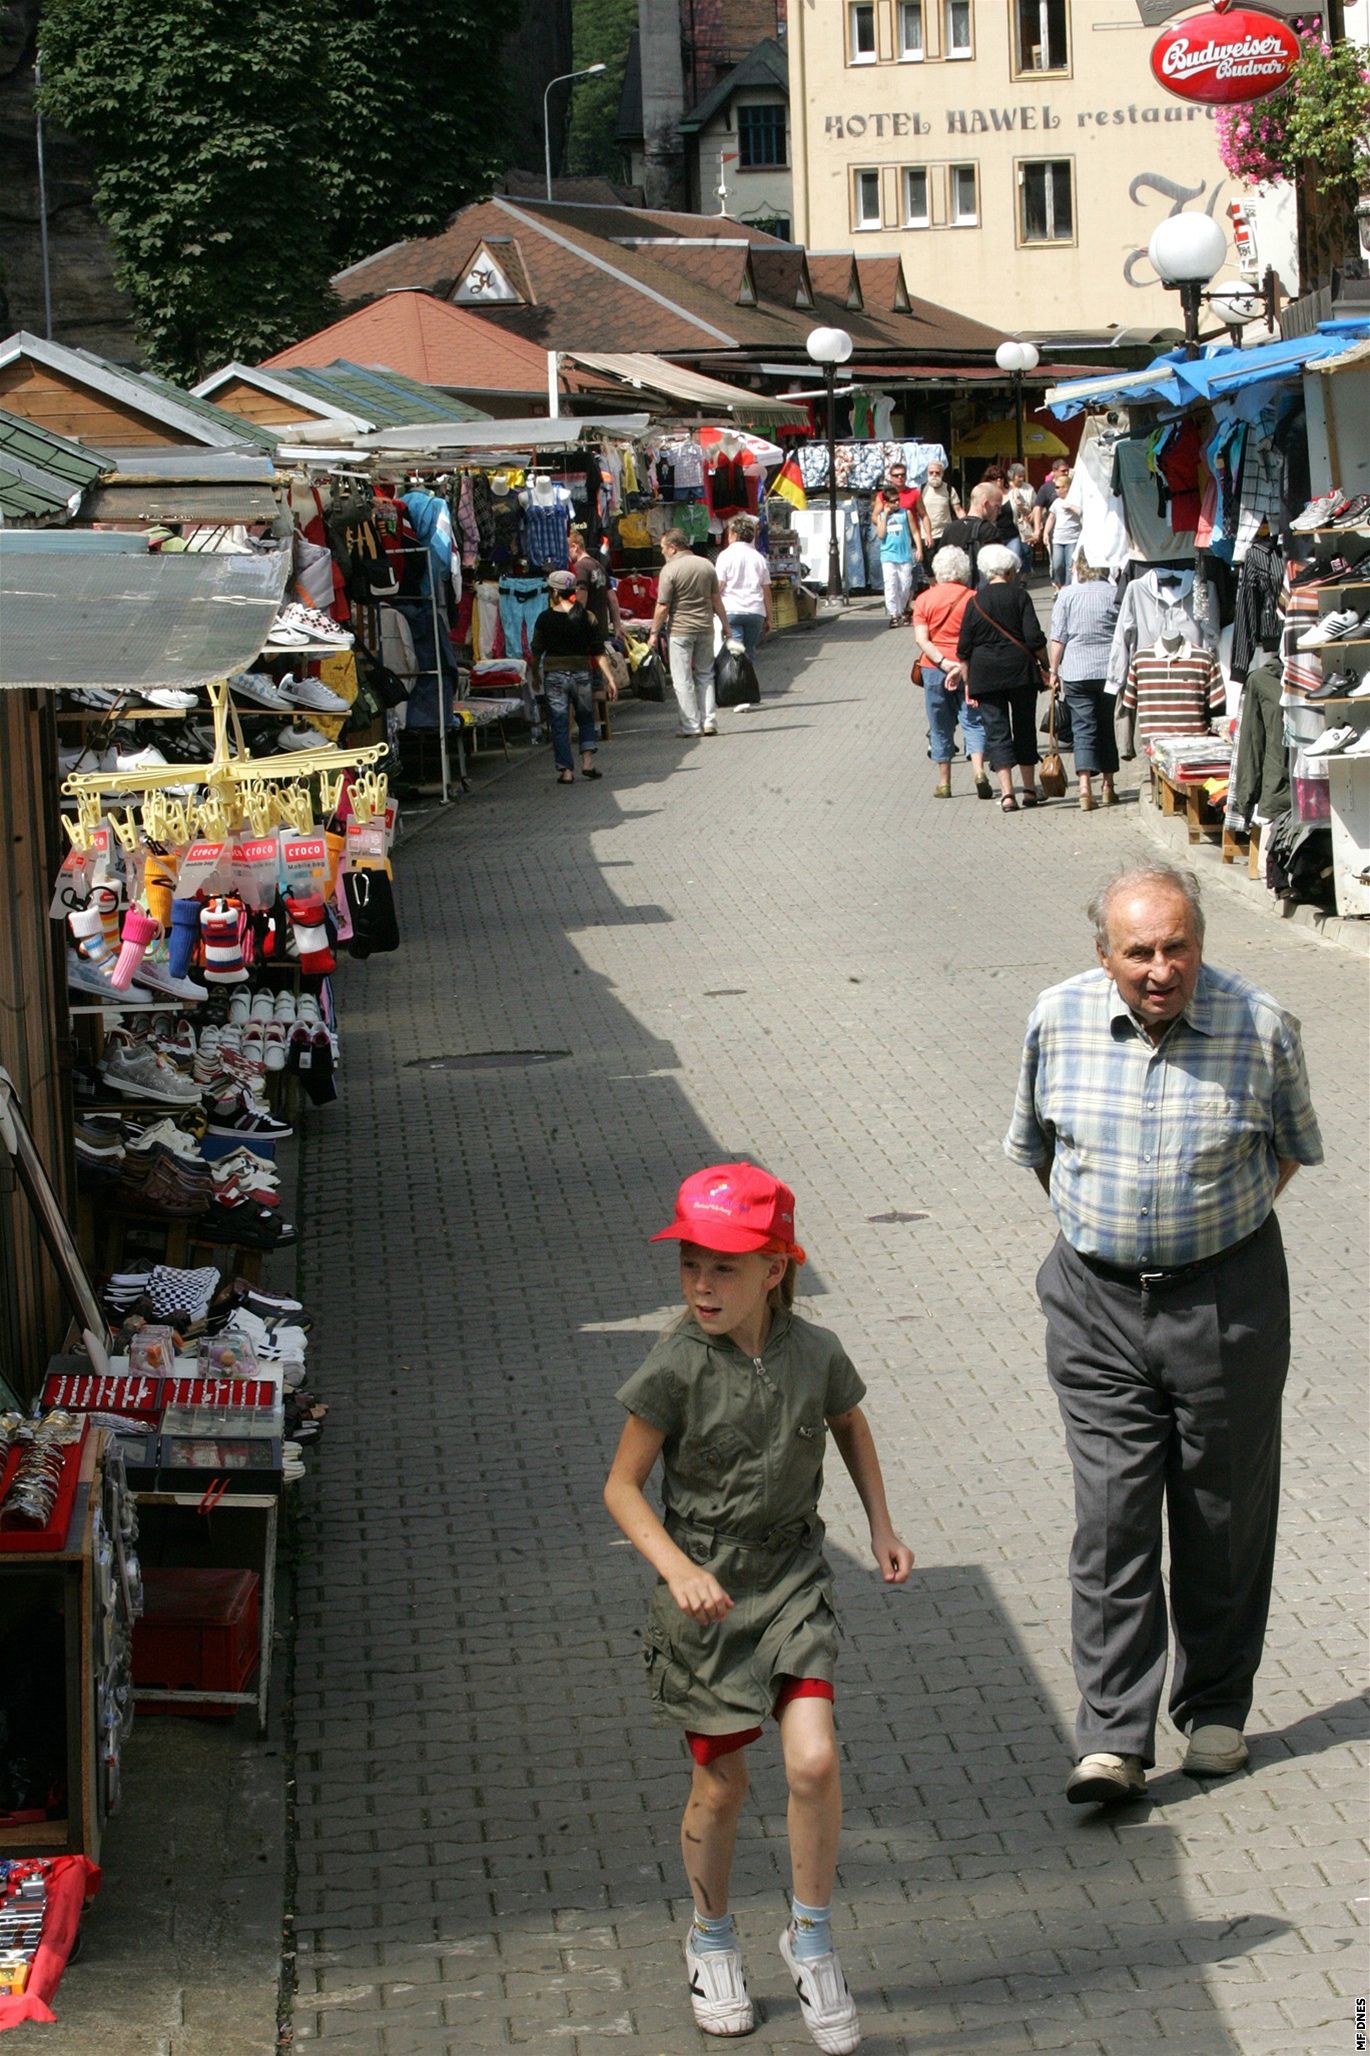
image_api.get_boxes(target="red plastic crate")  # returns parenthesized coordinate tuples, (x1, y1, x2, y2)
(132, 1567, 260, 1717)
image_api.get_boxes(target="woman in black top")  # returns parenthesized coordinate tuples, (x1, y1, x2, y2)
(957, 543, 1048, 812)
(530, 570, 618, 784)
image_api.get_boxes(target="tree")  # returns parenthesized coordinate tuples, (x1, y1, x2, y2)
(40, 0, 518, 379)
(565, 0, 637, 184)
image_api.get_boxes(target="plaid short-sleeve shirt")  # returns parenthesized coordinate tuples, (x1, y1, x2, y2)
(1004, 964, 1323, 1268)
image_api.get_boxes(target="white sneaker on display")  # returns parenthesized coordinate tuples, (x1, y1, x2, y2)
(684, 1935, 755, 2038)
(140, 686, 200, 710)
(1303, 725, 1357, 757)
(275, 724, 335, 753)
(281, 675, 350, 715)
(1341, 728, 1370, 756)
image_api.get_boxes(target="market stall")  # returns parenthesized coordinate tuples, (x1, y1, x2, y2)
(1045, 315, 1370, 920)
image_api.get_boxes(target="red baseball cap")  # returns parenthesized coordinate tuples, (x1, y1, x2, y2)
(651, 1162, 806, 1263)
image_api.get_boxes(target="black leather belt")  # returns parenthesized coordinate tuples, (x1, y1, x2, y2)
(1076, 1223, 1265, 1293)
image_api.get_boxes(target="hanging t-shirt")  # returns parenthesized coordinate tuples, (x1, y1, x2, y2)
(1122, 640, 1224, 742)
(520, 485, 573, 569)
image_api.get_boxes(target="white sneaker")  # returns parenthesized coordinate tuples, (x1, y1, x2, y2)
(140, 686, 199, 710)
(684, 1934, 755, 2038)
(779, 1928, 861, 2054)
(137, 950, 208, 1004)
(274, 723, 335, 753)
(1341, 728, 1370, 756)
(1182, 1725, 1249, 1776)
(1290, 491, 1345, 532)
(1348, 676, 1370, 698)
(1303, 724, 1357, 757)
(100, 1039, 201, 1106)
(1065, 1752, 1148, 1804)
(228, 670, 293, 711)
(281, 674, 350, 714)
(1296, 609, 1364, 649)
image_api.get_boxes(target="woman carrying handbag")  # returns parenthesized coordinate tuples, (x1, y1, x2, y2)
(955, 544, 1051, 813)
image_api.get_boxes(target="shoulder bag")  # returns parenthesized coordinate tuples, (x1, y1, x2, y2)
(970, 592, 1050, 689)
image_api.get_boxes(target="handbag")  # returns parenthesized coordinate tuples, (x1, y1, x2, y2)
(1039, 684, 1068, 799)
(634, 651, 667, 703)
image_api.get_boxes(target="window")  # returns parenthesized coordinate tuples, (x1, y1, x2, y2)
(737, 103, 787, 167)
(902, 167, 930, 226)
(944, 0, 973, 56)
(1013, 0, 1069, 73)
(950, 163, 978, 225)
(898, 0, 925, 57)
(1019, 159, 1073, 241)
(854, 169, 882, 229)
(848, 2, 876, 60)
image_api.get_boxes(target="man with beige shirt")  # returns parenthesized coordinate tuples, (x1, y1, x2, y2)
(648, 530, 733, 738)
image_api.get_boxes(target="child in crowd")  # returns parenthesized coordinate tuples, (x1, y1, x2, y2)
(604, 1164, 913, 2052)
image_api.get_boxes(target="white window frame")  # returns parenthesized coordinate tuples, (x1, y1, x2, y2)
(854, 167, 882, 229)
(902, 166, 930, 226)
(950, 163, 979, 226)
(848, 2, 877, 62)
(898, 0, 926, 59)
(944, 0, 973, 58)
(1018, 157, 1074, 243)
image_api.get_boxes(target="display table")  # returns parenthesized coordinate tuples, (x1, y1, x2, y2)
(1150, 764, 1224, 846)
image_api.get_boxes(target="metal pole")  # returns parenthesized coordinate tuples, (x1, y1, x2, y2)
(543, 79, 555, 202)
(1180, 281, 1202, 360)
(34, 58, 53, 341)
(1013, 370, 1025, 469)
(825, 363, 841, 603)
(547, 350, 560, 421)
(430, 563, 451, 805)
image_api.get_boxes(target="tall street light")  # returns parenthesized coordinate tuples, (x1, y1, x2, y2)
(806, 325, 853, 602)
(543, 64, 607, 202)
(995, 340, 1040, 468)
(1149, 214, 1227, 360)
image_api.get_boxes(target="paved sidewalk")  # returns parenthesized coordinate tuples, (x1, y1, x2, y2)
(287, 608, 1366, 2055)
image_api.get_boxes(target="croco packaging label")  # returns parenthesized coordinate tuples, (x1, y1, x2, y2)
(178, 839, 228, 896)
(230, 833, 281, 910)
(49, 826, 112, 918)
(280, 831, 327, 896)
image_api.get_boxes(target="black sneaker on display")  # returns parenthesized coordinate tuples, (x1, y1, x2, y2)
(205, 1089, 292, 1141)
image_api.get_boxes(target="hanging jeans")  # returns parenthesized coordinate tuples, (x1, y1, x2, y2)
(498, 578, 547, 663)
(542, 667, 599, 773)
(393, 596, 458, 730)
(668, 629, 717, 734)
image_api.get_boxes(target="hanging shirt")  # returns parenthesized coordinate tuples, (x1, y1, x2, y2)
(1106, 568, 1217, 691)
(520, 485, 573, 569)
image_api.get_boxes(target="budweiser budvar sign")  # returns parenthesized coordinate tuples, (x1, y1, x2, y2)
(1151, 6, 1301, 103)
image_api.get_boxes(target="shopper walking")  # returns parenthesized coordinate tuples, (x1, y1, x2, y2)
(920, 461, 963, 547)
(1049, 558, 1122, 811)
(885, 464, 934, 556)
(647, 531, 733, 738)
(604, 1162, 913, 2053)
(1005, 464, 1037, 574)
(956, 542, 1048, 811)
(530, 570, 618, 784)
(874, 486, 920, 628)
(1031, 457, 1071, 551)
(1004, 866, 1323, 1806)
(714, 516, 772, 660)
(567, 526, 622, 639)
(1043, 475, 1082, 590)
(911, 544, 990, 800)
(941, 484, 1002, 584)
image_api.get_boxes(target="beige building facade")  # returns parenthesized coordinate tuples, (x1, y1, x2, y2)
(788, 0, 1244, 333)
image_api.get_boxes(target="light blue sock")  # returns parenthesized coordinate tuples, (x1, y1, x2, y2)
(789, 1897, 833, 1961)
(690, 1911, 738, 1955)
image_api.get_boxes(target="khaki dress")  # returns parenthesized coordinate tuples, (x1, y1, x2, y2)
(616, 1310, 866, 1735)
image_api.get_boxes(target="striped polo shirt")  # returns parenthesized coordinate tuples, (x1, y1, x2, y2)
(1122, 638, 1224, 742)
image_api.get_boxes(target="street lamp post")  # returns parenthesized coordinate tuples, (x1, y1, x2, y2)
(1148, 214, 1228, 359)
(995, 340, 1041, 467)
(805, 325, 853, 603)
(542, 64, 607, 202)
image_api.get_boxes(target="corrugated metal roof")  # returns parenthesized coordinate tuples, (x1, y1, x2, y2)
(268, 362, 487, 427)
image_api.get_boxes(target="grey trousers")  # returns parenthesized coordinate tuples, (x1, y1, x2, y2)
(1037, 1214, 1289, 1766)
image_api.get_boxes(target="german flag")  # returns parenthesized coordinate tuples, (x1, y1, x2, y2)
(771, 456, 807, 511)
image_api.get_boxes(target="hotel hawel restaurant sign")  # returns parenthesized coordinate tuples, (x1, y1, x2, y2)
(821, 101, 1217, 137)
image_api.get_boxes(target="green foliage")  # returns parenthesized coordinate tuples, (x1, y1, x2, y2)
(39, 0, 518, 381)
(1278, 39, 1370, 197)
(566, 0, 637, 183)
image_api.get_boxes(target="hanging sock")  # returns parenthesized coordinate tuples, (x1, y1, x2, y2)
(69, 905, 116, 972)
(93, 882, 122, 952)
(109, 907, 159, 991)
(200, 897, 249, 983)
(285, 894, 337, 975)
(144, 852, 179, 930)
(168, 898, 203, 979)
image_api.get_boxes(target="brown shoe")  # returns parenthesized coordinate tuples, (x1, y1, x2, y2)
(934, 781, 951, 798)
(1079, 792, 1096, 812)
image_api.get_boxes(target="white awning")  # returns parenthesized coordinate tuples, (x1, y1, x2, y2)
(352, 413, 653, 454)
(564, 353, 808, 423)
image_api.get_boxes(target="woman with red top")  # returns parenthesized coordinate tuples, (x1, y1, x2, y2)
(912, 545, 990, 799)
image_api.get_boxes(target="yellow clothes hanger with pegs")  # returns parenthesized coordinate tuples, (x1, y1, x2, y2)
(109, 808, 142, 854)
(349, 769, 388, 826)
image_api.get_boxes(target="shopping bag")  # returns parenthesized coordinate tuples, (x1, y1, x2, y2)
(714, 646, 760, 708)
(1039, 685, 1069, 799)
(634, 652, 667, 702)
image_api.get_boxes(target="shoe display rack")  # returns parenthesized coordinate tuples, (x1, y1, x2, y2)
(1299, 550, 1370, 919)
(0, 1427, 140, 1862)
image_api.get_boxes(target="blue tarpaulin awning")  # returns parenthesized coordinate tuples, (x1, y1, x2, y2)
(1045, 319, 1370, 418)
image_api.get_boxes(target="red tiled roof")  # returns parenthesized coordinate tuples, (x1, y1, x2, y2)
(264, 292, 569, 393)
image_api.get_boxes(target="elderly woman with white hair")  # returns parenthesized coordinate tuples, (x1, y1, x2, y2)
(956, 541, 1049, 811)
(911, 543, 991, 799)
(1049, 554, 1122, 810)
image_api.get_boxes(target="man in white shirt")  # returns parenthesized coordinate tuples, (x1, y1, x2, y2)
(714, 517, 772, 660)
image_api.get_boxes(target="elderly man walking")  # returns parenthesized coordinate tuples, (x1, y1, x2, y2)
(647, 529, 732, 739)
(1005, 866, 1323, 1805)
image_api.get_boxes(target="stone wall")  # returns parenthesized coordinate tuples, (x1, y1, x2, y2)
(0, 0, 137, 359)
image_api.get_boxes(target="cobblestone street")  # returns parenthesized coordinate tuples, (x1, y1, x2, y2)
(281, 607, 1366, 2056)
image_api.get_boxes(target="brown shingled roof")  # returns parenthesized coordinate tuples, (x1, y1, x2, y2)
(807, 256, 863, 310)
